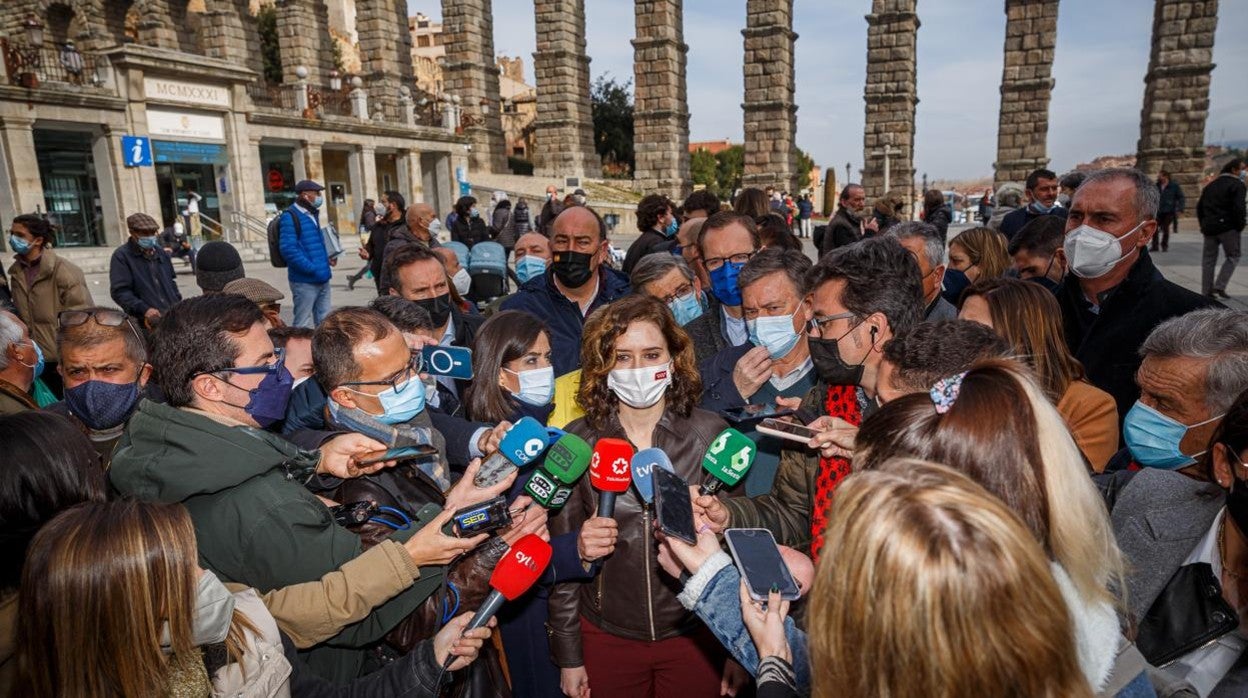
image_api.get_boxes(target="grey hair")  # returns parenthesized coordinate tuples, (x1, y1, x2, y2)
(0, 312, 25, 370)
(995, 182, 1024, 208)
(1077, 167, 1160, 221)
(886, 221, 945, 268)
(738, 247, 812, 296)
(1140, 308, 1248, 413)
(630, 253, 694, 294)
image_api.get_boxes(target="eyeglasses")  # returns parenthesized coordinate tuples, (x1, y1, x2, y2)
(657, 282, 696, 305)
(339, 352, 423, 393)
(200, 348, 285, 378)
(703, 251, 754, 271)
(59, 309, 148, 360)
(807, 311, 858, 336)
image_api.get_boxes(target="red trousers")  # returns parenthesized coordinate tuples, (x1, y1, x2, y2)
(579, 616, 726, 698)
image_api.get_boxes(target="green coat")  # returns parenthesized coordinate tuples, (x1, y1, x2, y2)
(109, 399, 444, 683)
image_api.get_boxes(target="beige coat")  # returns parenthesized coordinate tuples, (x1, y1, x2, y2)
(211, 589, 293, 698)
(7, 248, 92, 362)
(1058, 379, 1120, 473)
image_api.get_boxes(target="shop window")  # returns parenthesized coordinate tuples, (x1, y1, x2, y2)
(33, 129, 104, 247)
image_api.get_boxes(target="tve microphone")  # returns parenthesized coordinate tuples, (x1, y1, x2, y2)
(445, 534, 552, 669)
(630, 448, 673, 506)
(590, 438, 634, 518)
(699, 428, 757, 495)
(474, 417, 551, 487)
(524, 433, 592, 509)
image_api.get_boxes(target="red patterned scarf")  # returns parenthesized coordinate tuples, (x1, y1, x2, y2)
(810, 384, 862, 560)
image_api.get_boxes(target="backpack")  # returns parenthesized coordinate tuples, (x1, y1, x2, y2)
(266, 209, 299, 268)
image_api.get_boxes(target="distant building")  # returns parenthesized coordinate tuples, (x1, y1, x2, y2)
(689, 139, 735, 155)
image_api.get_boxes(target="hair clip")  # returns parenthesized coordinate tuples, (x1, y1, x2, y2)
(930, 372, 967, 415)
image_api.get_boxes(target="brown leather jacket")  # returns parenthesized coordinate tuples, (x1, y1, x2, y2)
(547, 406, 728, 667)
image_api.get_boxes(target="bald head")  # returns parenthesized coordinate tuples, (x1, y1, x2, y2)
(406, 203, 436, 237)
(514, 232, 552, 262)
(551, 205, 605, 243)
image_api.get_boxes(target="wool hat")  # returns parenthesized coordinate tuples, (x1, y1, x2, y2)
(125, 212, 160, 234)
(223, 277, 284, 304)
(195, 241, 245, 292)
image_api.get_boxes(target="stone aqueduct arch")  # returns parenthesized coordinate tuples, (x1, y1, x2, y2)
(3, 0, 1222, 203)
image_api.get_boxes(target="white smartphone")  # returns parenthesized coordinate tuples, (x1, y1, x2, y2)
(755, 418, 820, 444)
(725, 528, 801, 602)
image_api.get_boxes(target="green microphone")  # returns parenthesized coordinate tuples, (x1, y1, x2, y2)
(524, 433, 592, 509)
(699, 427, 756, 496)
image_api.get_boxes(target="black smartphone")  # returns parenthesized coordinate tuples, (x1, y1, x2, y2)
(725, 528, 801, 601)
(355, 444, 440, 467)
(653, 467, 697, 545)
(721, 403, 796, 424)
(450, 496, 512, 538)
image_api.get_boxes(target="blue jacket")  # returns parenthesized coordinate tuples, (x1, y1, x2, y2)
(109, 241, 181, 317)
(797, 200, 813, 219)
(500, 266, 631, 376)
(279, 202, 332, 284)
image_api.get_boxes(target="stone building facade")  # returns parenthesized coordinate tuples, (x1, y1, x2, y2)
(993, 0, 1059, 188)
(1134, 0, 1219, 204)
(0, 0, 465, 249)
(741, 0, 798, 193)
(861, 0, 918, 207)
(531, 0, 599, 179)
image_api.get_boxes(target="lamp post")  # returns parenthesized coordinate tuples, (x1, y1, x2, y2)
(329, 70, 342, 92)
(24, 17, 44, 47)
(845, 162, 851, 187)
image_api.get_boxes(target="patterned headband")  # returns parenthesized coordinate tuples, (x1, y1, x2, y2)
(930, 372, 967, 415)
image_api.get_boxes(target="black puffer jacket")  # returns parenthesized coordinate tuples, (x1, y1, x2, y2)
(1197, 173, 1247, 236)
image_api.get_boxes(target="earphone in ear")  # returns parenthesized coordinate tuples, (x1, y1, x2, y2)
(869, 326, 878, 338)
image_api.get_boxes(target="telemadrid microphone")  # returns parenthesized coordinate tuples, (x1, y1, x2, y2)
(473, 417, 551, 487)
(699, 428, 757, 495)
(524, 433, 592, 509)
(444, 534, 552, 669)
(630, 448, 673, 506)
(590, 437, 634, 518)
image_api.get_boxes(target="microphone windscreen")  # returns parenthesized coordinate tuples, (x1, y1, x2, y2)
(701, 428, 756, 489)
(630, 448, 672, 505)
(590, 437, 634, 493)
(544, 433, 592, 484)
(490, 534, 553, 600)
(498, 417, 551, 467)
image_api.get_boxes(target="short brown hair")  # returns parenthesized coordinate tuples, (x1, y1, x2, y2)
(577, 295, 701, 430)
(697, 211, 760, 257)
(312, 307, 397, 388)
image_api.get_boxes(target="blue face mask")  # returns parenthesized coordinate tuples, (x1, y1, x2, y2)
(374, 376, 426, 424)
(9, 235, 32, 255)
(1123, 401, 1222, 470)
(65, 379, 142, 430)
(515, 255, 548, 284)
(709, 260, 746, 307)
(747, 311, 802, 360)
(940, 268, 972, 305)
(1031, 201, 1058, 214)
(312, 196, 324, 209)
(19, 340, 44, 378)
(136, 235, 160, 250)
(505, 365, 554, 407)
(664, 218, 679, 238)
(669, 291, 705, 326)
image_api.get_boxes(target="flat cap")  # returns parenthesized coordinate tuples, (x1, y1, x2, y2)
(126, 212, 160, 233)
(223, 277, 285, 304)
(294, 180, 325, 193)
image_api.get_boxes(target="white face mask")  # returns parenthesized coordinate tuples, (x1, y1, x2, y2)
(452, 268, 472, 295)
(504, 365, 555, 407)
(607, 362, 672, 409)
(428, 219, 445, 241)
(1064, 221, 1143, 279)
(173, 221, 184, 235)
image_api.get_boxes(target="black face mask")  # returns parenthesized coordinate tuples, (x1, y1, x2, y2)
(1225, 449, 1248, 539)
(808, 323, 870, 386)
(552, 250, 596, 289)
(1028, 275, 1061, 295)
(415, 293, 452, 328)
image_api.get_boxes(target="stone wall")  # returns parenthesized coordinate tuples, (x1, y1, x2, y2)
(861, 0, 918, 206)
(532, 0, 599, 178)
(200, 0, 264, 76)
(741, 0, 797, 192)
(1135, 0, 1219, 206)
(441, 0, 507, 173)
(993, 0, 1058, 187)
(632, 0, 690, 198)
(276, 0, 336, 85)
(356, 0, 416, 120)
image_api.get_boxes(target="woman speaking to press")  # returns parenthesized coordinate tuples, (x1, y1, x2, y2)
(548, 294, 730, 698)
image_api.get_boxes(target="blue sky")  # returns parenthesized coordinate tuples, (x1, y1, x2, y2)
(410, 0, 1247, 182)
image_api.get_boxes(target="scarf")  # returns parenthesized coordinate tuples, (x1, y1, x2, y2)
(810, 384, 863, 561)
(327, 401, 449, 491)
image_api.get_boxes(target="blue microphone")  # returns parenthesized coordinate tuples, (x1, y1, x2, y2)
(474, 417, 551, 488)
(630, 448, 673, 506)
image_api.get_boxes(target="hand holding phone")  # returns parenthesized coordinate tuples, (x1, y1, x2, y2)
(355, 444, 440, 467)
(725, 528, 800, 601)
(653, 468, 697, 545)
(754, 418, 821, 445)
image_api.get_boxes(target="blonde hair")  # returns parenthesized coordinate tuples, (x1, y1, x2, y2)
(853, 359, 1125, 611)
(14, 501, 257, 697)
(950, 226, 1010, 280)
(809, 460, 1093, 698)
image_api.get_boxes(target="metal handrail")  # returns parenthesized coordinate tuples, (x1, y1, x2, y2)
(225, 210, 269, 243)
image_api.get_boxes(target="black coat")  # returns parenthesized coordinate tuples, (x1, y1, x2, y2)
(1057, 249, 1216, 423)
(109, 241, 181, 317)
(999, 205, 1068, 242)
(1197, 173, 1247, 236)
(622, 229, 675, 275)
(368, 217, 406, 283)
(819, 206, 862, 258)
(924, 204, 952, 240)
(451, 215, 490, 247)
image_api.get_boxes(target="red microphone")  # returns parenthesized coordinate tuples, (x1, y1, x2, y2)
(590, 437, 634, 518)
(445, 534, 552, 669)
